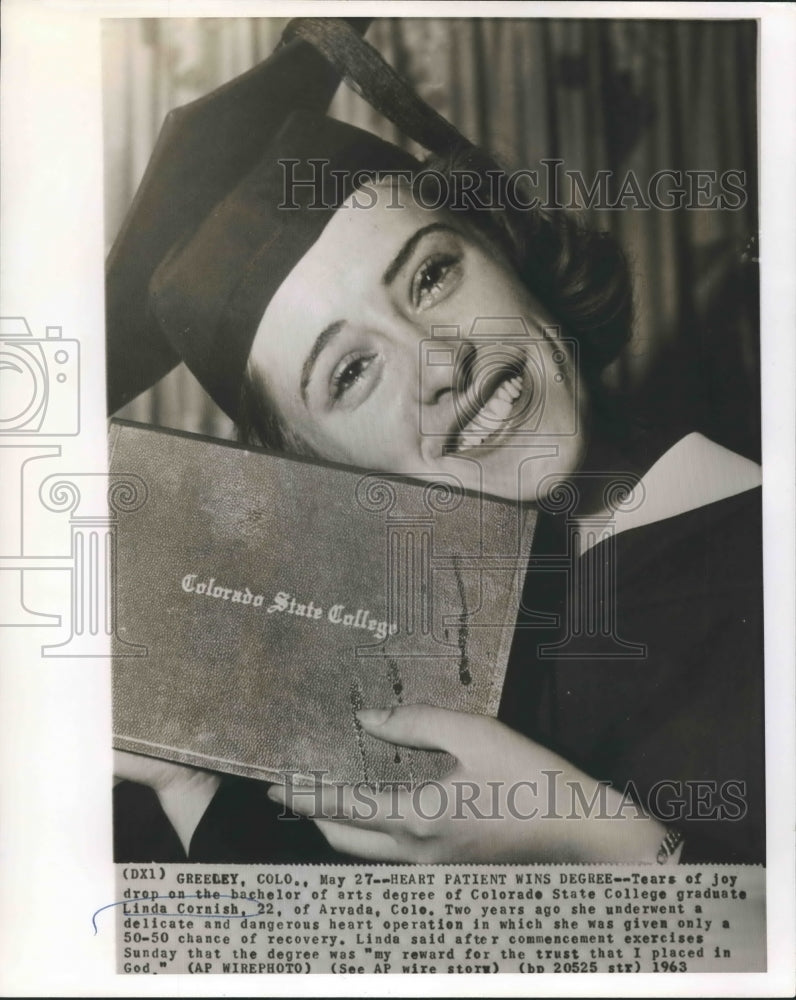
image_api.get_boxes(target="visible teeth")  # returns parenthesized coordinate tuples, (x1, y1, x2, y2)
(454, 371, 525, 451)
(459, 432, 487, 447)
(485, 394, 513, 420)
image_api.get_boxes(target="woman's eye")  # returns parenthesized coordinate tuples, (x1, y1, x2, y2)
(412, 253, 462, 309)
(331, 353, 376, 402)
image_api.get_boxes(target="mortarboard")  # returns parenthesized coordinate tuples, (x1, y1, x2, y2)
(106, 18, 475, 421)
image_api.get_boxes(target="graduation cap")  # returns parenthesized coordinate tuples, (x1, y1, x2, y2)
(106, 17, 475, 421)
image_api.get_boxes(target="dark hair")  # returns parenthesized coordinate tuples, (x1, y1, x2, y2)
(237, 146, 633, 451)
(237, 361, 314, 456)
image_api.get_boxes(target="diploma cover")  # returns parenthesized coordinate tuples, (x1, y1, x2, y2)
(110, 419, 536, 784)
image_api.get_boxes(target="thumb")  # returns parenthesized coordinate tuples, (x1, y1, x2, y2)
(356, 703, 492, 761)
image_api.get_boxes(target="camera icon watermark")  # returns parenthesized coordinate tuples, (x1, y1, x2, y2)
(0, 317, 80, 435)
(418, 317, 579, 446)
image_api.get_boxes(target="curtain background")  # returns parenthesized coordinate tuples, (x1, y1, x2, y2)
(103, 17, 759, 460)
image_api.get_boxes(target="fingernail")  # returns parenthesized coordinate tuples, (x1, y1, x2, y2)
(356, 707, 391, 727)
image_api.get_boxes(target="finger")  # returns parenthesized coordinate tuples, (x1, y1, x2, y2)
(113, 749, 155, 784)
(313, 819, 403, 861)
(113, 750, 216, 794)
(267, 781, 411, 831)
(356, 704, 495, 764)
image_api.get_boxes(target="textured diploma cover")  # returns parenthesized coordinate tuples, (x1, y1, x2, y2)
(109, 420, 536, 784)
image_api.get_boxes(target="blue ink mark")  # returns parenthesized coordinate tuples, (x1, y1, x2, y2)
(91, 893, 263, 935)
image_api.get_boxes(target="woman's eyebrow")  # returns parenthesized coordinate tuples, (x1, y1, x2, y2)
(300, 319, 345, 404)
(381, 222, 457, 287)
(300, 223, 458, 405)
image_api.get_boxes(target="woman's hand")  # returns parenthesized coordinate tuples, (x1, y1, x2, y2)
(114, 750, 221, 854)
(113, 750, 206, 793)
(267, 705, 668, 863)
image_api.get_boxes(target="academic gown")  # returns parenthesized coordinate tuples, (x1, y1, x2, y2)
(113, 485, 764, 865)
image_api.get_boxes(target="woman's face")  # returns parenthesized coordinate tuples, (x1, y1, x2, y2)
(250, 184, 589, 503)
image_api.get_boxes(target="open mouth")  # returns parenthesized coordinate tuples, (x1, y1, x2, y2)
(445, 362, 531, 454)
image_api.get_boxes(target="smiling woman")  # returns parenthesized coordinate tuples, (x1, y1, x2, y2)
(108, 17, 764, 867)
(237, 151, 635, 497)
(246, 182, 589, 501)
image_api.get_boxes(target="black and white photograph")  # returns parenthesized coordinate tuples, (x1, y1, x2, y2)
(1, 1, 794, 995)
(107, 14, 764, 865)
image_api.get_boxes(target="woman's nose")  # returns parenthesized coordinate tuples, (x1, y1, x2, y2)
(417, 337, 477, 405)
(368, 305, 476, 411)
(365, 305, 450, 404)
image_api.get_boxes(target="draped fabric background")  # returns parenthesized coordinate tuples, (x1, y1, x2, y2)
(103, 17, 759, 460)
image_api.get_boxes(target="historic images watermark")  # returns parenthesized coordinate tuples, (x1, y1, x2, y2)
(269, 770, 748, 824)
(279, 160, 748, 213)
(0, 317, 80, 435)
(411, 315, 647, 659)
(417, 318, 580, 448)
